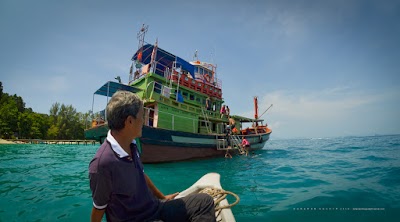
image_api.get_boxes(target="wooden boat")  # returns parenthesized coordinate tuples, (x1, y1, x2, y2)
(84, 25, 272, 163)
(175, 173, 237, 222)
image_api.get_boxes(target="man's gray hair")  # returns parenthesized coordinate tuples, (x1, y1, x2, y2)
(106, 90, 143, 131)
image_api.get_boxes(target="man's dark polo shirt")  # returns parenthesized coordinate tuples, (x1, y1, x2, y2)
(89, 132, 160, 221)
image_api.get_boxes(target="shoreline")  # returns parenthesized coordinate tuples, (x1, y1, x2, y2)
(0, 139, 16, 144)
(0, 139, 98, 145)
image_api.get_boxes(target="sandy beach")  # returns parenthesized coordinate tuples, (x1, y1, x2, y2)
(0, 139, 16, 144)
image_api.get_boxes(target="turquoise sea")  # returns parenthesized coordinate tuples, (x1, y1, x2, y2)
(1, 135, 399, 222)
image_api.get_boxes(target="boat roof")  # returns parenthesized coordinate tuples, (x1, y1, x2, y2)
(94, 81, 142, 97)
(231, 115, 264, 123)
(132, 44, 195, 78)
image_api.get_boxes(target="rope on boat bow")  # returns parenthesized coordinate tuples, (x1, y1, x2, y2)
(199, 187, 240, 211)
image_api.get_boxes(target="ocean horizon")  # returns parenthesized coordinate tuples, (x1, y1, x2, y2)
(1, 134, 399, 221)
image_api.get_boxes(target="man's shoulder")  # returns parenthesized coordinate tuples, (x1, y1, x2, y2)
(89, 141, 115, 172)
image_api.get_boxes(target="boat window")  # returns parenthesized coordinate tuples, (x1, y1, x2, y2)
(189, 94, 194, 100)
(154, 81, 162, 94)
(200, 68, 203, 75)
(196, 98, 200, 103)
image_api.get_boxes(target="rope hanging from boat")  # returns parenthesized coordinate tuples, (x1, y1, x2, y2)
(199, 187, 240, 210)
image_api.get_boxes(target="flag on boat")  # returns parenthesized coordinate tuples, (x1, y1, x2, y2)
(137, 51, 142, 62)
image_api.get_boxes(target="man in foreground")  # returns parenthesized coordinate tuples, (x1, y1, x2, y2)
(89, 91, 215, 222)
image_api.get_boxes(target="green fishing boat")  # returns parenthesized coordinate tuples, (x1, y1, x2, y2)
(85, 25, 272, 163)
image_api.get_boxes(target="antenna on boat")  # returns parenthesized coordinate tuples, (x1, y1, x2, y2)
(150, 38, 158, 74)
(136, 24, 148, 68)
(193, 50, 199, 61)
(211, 46, 217, 83)
(130, 24, 148, 83)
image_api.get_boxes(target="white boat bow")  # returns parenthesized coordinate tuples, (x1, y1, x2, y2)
(175, 172, 237, 222)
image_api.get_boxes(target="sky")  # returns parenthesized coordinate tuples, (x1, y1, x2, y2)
(1, 0, 399, 139)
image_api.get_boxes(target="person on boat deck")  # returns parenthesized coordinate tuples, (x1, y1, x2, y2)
(205, 97, 211, 111)
(89, 91, 215, 222)
(229, 117, 236, 130)
(220, 105, 226, 118)
(225, 106, 230, 117)
(225, 123, 231, 147)
(224, 124, 233, 158)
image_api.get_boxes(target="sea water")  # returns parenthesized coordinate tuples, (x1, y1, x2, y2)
(0, 135, 399, 222)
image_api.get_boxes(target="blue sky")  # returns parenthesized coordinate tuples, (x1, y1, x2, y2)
(1, 0, 399, 139)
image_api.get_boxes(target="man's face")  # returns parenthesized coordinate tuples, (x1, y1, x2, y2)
(129, 106, 144, 139)
(134, 107, 144, 138)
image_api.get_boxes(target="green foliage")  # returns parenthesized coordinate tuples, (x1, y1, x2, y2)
(0, 95, 18, 138)
(0, 81, 87, 140)
(0, 82, 3, 99)
(47, 125, 59, 139)
(49, 104, 85, 139)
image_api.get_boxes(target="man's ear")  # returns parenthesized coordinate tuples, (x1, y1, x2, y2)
(126, 116, 133, 124)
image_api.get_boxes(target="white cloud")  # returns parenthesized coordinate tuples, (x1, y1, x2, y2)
(260, 87, 380, 118)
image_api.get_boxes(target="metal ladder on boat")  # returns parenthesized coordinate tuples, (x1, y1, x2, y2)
(229, 134, 246, 154)
(201, 107, 212, 134)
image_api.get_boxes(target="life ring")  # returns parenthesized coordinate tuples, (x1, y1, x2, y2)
(204, 74, 211, 83)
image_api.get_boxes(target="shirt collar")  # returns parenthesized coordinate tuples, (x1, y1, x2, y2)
(106, 130, 136, 158)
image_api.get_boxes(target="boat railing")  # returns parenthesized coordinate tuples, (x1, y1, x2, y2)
(144, 106, 219, 134)
(146, 80, 223, 121)
(216, 136, 228, 150)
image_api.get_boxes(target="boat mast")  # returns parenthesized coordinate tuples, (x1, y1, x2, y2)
(137, 24, 148, 65)
(254, 96, 259, 126)
(129, 24, 148, 83)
